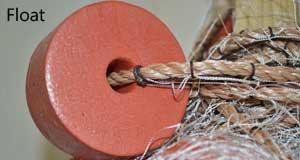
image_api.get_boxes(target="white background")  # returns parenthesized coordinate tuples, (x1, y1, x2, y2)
(0, 0, 209, 159)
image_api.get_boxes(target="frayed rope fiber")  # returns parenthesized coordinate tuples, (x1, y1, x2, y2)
(108, 27, 300, 160)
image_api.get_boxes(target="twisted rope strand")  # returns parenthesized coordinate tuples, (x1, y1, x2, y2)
(108, 60, 300, 87)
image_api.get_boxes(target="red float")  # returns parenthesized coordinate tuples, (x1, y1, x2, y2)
(26, 1, 188, 159)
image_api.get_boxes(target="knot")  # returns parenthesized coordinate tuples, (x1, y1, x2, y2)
(133, 65, 148, 86)
(190, 61, 196, 79)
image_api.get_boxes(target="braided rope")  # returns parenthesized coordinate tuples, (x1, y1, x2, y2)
(108, 62, 300, 103)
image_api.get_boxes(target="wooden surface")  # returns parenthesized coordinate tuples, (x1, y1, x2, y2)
(234, 0, 298, 32)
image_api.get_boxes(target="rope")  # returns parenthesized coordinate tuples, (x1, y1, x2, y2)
(108, 60, 300, 86)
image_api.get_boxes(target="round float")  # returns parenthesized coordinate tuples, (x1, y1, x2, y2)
(26, 1, 188, 159)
